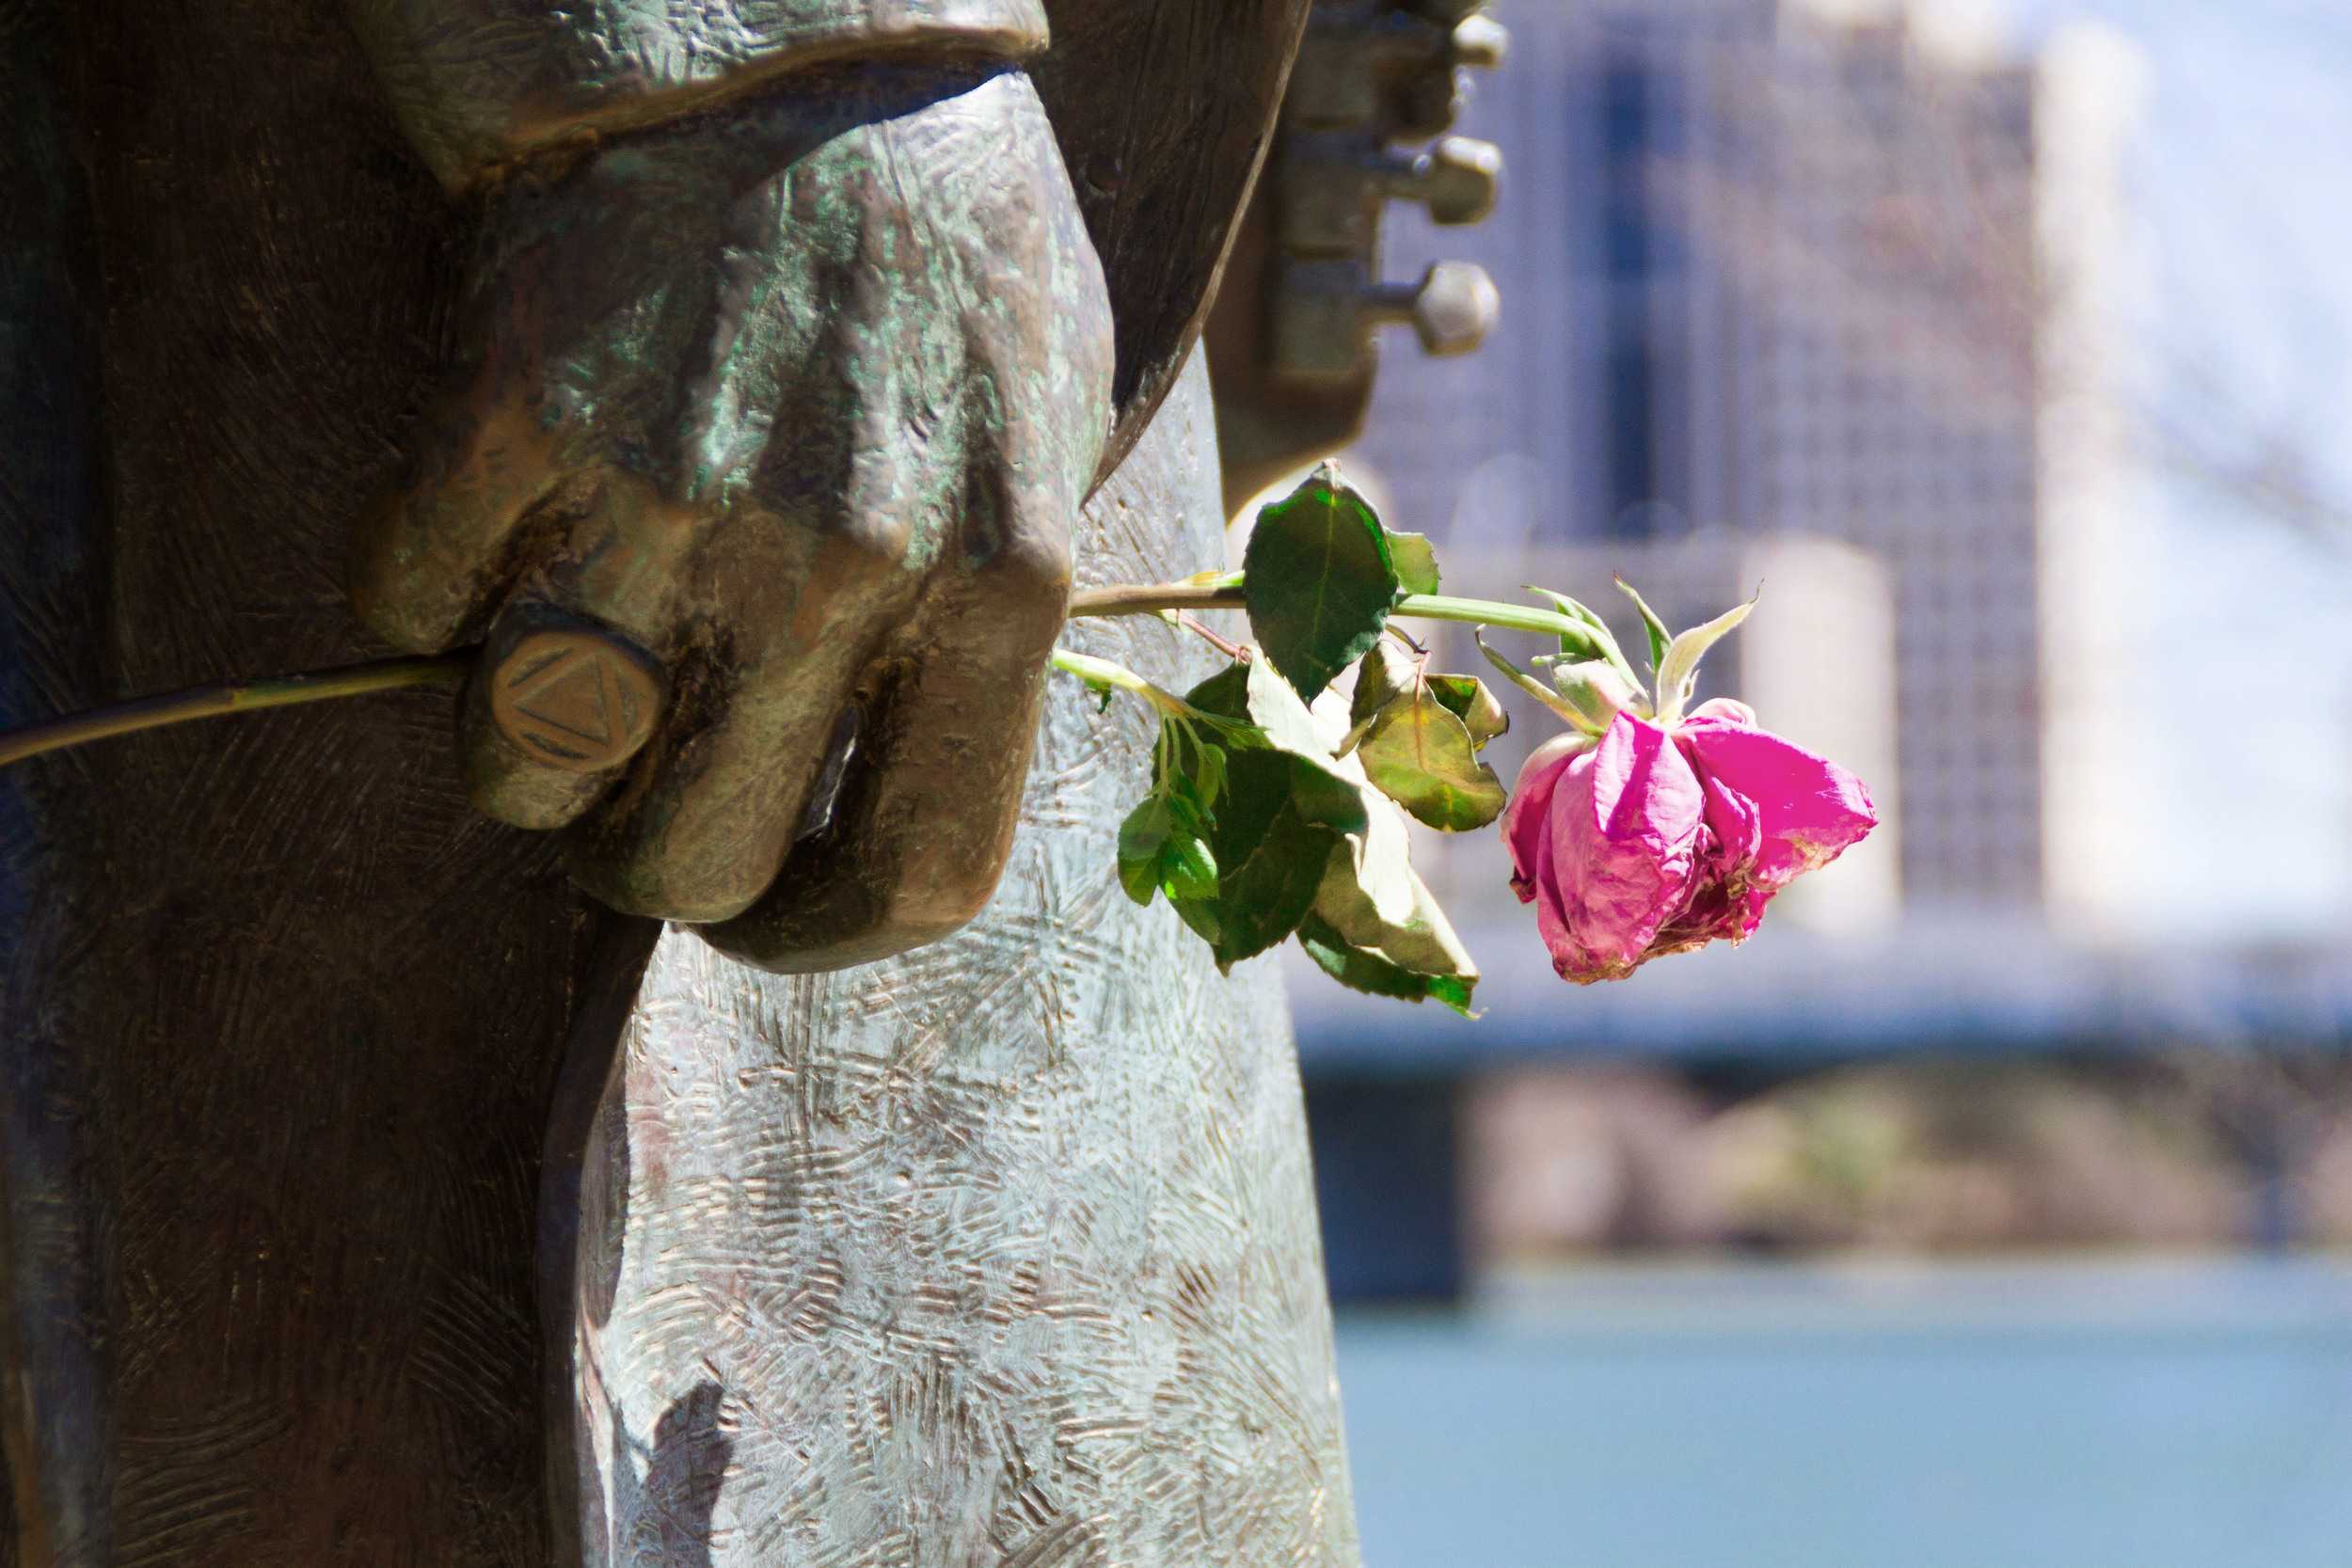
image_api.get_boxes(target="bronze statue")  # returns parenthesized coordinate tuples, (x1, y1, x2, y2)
(0, 1, 1497, 1560)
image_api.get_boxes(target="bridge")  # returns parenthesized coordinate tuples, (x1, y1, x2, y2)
(1288, 917, 2352, 1300)
(1292, 916, 2352, 1069)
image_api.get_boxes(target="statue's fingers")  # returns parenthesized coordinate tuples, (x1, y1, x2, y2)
(557, 639, 876, 925)
(552, 509, 919, 924)
(453, 478, 690, 830)
(700, 531, 1072, 974)
(344, 257, 607, 659)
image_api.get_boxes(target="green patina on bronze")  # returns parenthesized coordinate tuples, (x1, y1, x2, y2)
(0, 0, 1540, 1558)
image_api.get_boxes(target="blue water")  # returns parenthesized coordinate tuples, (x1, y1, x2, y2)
(1332, 1259, 2352, 1568)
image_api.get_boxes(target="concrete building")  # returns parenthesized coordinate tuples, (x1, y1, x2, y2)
(1352, 0, 2137, 920)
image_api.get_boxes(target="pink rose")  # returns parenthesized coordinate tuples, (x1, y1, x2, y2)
(1502, 700, 1877, 984)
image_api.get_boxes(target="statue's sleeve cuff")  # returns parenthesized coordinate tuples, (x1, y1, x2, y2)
(353, 0, 1050, 190)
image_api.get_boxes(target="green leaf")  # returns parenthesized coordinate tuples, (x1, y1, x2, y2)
(1187, 658, 1332, 853)
(1170, 644, 1473, 978)
(1615, 578, 1673, 673)
(1311, 767, 1441, 948)
(1171, 893, 1222, 946)
(1192, 742, 1289, 872)
(1117, 798, 1174, 906)
(1241, 657, 1368, 836)
(1243, 467, 1401, 703)
(1422, 674, 1508, 751)
(1343, 640, 1421, 753)
(1654, 594, 1756, 725)
(1161, 832, 1221, 901)
(1164, 771, 1207, 826)
(1165, 658, 1347, 968)
(1477, 631, 1597, 731)
(1297, 914, 1478, 1017)
(1118, 791, 1223, 907)
(1356, 686, 1507, 832)
(1193, 742, 1227, 813)
(1385, 530, 1442, 597)
(1206, 801, 1338, 971)
(1184, 661, 1250, 722)
(1308, 800, 1480, 998)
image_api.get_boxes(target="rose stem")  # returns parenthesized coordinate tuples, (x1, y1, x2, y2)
(0, 578, 1580, 770)
(1066, 581, 1591, 642)
(0, 655, 470, 770)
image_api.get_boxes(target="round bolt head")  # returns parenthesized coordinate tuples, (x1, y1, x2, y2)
(1411, 261, 1501, 356)
(1451, 14, 1509, 71)
(1421, 136, 1503, 226)
(489, 627, 662, 771)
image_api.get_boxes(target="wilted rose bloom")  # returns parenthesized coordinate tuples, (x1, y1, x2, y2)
(1502, 699, 1877, 984)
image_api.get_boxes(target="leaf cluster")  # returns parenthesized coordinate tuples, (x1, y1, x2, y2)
(1115, 653, 1479, 1016)
(1098, 464, 1772, 1019)
(1238, 462, 1512, 833)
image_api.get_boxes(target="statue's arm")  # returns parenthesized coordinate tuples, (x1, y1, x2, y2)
(346, 0, 1049, 190)
(340, 1, 1114, 972)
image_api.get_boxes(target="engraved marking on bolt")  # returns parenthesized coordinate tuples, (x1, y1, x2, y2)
(491, 629, 660, 770)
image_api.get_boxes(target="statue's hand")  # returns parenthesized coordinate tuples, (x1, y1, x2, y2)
(351, 71, 1112, 968)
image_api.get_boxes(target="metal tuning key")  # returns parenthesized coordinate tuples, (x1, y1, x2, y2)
(1208, 0, 1507, 508)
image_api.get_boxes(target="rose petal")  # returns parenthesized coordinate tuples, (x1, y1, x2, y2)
(1677, 719, 1877, 891)
(1528, 800, 1580, 971)
(1690, 772, 1767, 937)
(1548, 712, 1707, 982)
(1699, 773, 1762, 874)
(1502, 732, 1595, 905)
(1688, 697, 1757, 727)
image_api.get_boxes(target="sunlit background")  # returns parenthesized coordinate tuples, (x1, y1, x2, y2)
(1272, 2, 2352, 1562)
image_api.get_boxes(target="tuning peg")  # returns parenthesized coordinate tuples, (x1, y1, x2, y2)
(1367, 260, 1500, 356)
(1275, 133, 1502, 251)
(1383, 135, 1502, 225)
(1290, 3, 1506, 131)
(1450, 13, 1507, 69)
(1270, 258, 1500, 381)
(1381, 15, 1508, 139)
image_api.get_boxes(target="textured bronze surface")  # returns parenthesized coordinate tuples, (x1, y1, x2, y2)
(1, 0, 1352, 1561)
(349, 0, 1052, 187)
(488, 629, 663, 772)
(1033, 0, 1313, 481)
(3, 5, 637, 1561)
(348, 64, 1117, 933)
(558, 356, 1361, 1566)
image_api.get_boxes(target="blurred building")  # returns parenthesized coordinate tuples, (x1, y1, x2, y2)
(1355, 0, 2139, 921)
(1294, 3, 2352, 1307)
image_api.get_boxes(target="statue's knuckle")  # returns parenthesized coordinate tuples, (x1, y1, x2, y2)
(349, 584, 429, 652)
(834, 511, 917, 579)
(576, 849, 766, 927)
(350, 557, 457, 654)
(985, 527, 1073, 605)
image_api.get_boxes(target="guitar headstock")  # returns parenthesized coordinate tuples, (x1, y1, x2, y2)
(1209, 0, 1506, 511)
